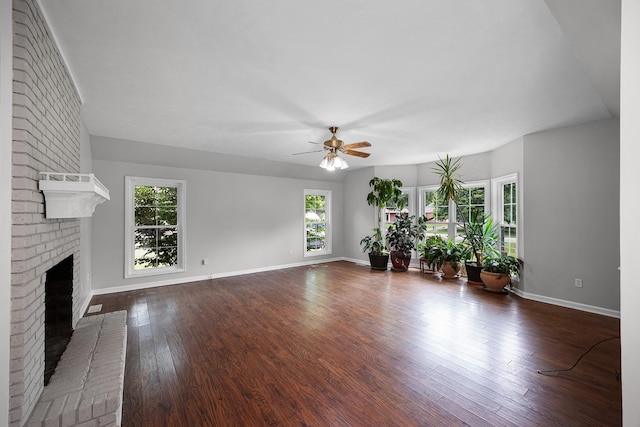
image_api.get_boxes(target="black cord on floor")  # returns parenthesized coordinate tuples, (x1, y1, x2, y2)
(537, 336, 620, 377)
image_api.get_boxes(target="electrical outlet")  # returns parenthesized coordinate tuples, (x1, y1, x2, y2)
(87, 304, 102, 314)
(575, 278, 583, 288)
(202, 258, 208, 265)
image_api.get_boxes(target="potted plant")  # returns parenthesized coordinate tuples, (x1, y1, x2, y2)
(361, 177, 405, 270)
(480, 255, 522, 292)
(463, 211, 499, 284)
(386, 212, 427, 272)
(440, 239, 471, 278)
(419, 235, 446, 272)
(360, 227, 388, 270)
(432, 155, 498, 283)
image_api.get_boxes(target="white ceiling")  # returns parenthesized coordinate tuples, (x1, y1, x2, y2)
(39, 0, 620, 169)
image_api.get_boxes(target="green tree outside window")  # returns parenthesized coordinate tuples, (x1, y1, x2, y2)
(305, 194, 326, 252)
(134, 185, 179, 269)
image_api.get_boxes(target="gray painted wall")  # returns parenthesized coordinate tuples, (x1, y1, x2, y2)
(92, 135, 348, 183)
(523, 118, 619, 310)
(373, 165, 418, 186)
(343, 167, 375, 264)
(490, 137, 524, 179)
(91, 150, 344, 291)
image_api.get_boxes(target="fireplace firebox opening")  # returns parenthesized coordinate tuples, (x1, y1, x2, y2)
(44, 255, 74, 385)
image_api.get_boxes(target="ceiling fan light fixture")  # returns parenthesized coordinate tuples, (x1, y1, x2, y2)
(306, 127, 369, 170)
(333, 155, 348, 169)
(319, 156, 329, 169)
(319, 151, 348, 171)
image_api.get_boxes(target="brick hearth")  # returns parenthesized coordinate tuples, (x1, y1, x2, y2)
(26, 311, 127, 427)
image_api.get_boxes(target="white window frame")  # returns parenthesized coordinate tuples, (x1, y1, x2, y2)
(125, 176, 186, 278)
(491, 173, 518, 257)
(304, 189, 332, 257)
(419, 181, 489, 241)
(418, 185, 451, 237)
(455, 180, 490, 236)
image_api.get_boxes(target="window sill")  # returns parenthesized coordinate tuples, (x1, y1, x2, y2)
(304, 250, 332, 258)
(125, 266, 185, 279)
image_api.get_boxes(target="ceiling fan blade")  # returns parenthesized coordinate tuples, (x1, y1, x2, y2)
(293, 149, 325, 155)
(342, 149, 371, 158)
(342, 141, 371, 150)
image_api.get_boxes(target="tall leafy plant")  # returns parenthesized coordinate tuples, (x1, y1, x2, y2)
(360, 177, 404, 255)
(367, 177, 405, 230)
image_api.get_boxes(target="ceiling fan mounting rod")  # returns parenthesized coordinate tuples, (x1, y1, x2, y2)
(325, 126, 343, 149)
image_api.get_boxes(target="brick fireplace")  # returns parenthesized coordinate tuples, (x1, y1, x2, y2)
(10, 0, 83, 425)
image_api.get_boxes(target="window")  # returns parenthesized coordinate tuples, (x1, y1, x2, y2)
(419, 186, 449, 237)
(304, 190, 331, 256)
(455, 184, 487, 238)
(419, 181, 488, 241)
(125, 177, 186, 278)
(382, 187, 415, 230)
(492, 174, 518, 257)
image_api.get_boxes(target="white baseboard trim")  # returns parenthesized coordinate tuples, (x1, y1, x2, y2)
(89, 258, 620, 319)
(343, 257, 369, 266)
(76, 292, 94, 324)
(92, 257, 347, 296)
(511, 288, 620, 318)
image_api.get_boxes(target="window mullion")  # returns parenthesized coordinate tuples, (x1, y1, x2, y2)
(448, 198, 457, 239)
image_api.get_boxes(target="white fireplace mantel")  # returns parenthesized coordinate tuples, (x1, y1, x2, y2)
(39, 172, 110, 218)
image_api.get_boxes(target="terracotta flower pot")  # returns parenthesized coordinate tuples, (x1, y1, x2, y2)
(480, 270, 511, 293)
(441, 262, 461, 278)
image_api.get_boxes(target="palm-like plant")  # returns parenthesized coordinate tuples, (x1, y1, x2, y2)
(432, 155, 464, 207)
(432, 155, 496, 267)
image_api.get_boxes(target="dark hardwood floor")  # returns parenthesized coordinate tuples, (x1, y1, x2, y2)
(88, 261, 621, 426)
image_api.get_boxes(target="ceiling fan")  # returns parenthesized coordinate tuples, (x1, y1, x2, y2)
(294, 126, 371, 170)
